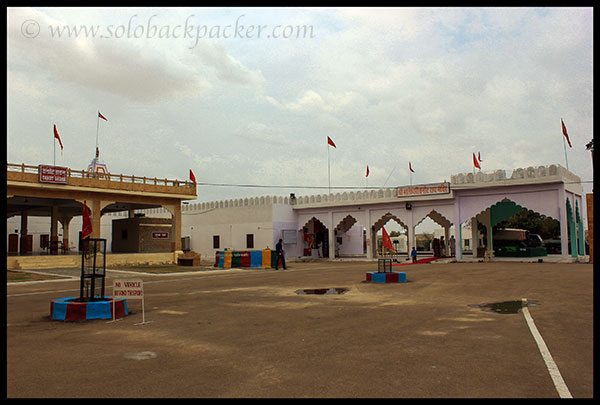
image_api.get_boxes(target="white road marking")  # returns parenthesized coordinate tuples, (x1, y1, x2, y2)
(521, 298, 572, 398)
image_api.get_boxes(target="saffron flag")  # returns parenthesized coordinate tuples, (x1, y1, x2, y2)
(409, 161, 415, 173)
(382, 226, 395, 253)
(327, 136, 336, 148)
(189, 169, 196, 183)
(53, 124, 63, 151)
(81, 201, 93, 239)
(366, 165, 370, 177)
(561, 119, 572, 148)
(473, 152, 481, 170)
(98, 111, 108, 121)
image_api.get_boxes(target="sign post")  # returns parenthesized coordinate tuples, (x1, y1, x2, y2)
(113, 278, 151, 325)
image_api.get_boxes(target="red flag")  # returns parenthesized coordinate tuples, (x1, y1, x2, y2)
(366, 165, 370, 177)
(409, 161, 415, 173)
(327, 136, 336, 148)
(561, 119, 572, 148)
(98, 111, 108, 121)
(189, 169, 196, 183)
(473, 152, 481, 170)
(382, 226, 395, 253)
(478, 152, 482, 162)
(81, 201, 93, 239)
(53, 124, 63, 151)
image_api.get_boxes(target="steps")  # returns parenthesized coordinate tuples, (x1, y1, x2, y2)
(11, 255, 80, 270)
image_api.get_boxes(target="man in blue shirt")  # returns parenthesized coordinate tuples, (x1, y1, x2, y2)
(275, 238, 286, 270)
(411, 246, 418, 264)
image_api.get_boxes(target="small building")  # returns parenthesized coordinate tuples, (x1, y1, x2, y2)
(111, 217, 173, 253)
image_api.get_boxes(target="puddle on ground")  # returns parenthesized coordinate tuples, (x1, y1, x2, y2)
(469, 300, 539, 314)
(295, 288, 349, 295)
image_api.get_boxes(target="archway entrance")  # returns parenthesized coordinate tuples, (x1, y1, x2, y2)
(301, 217, 329, 258)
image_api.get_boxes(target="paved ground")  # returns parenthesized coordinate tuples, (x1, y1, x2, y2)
(6, 260, 594, 398)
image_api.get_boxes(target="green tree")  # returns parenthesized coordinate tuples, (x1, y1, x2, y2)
(493, 208, 560, 240)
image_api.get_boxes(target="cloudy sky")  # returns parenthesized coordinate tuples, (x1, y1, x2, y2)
(7, 7, 593, 213)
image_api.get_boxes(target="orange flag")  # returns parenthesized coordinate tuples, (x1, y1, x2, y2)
(473, 152, 481, 170)
(327, 136, 336, 148)
(382, 226, 395, 252)
(81, 201, 93, 239)
(561, 119, 572, 148)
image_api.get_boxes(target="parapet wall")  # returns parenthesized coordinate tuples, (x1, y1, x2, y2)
(451, 164, 580, 186)
(129, 163, 580, 216)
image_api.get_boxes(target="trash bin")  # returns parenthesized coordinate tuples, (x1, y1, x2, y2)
(262, 249, 271, 268)
(250, 250, 262, 267)
(224, 251, 232, 268)
(240, 251, 251, 267)
(231, 251, 241, 268)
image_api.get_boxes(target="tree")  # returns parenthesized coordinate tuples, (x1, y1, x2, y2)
(493, 208, 560, 240)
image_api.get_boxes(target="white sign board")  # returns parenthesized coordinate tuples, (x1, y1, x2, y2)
(113, 279, 144, 299)
(112, 279, 150, 324)
(282, 229, 297, 244)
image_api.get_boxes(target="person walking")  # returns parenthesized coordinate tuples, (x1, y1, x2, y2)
(411, 246, 418, 264)
(440, 236, 446, 257)
(275, 238, 286, 270)
(449, 235, 456, 257)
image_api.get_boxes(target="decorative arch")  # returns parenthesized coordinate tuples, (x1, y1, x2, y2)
(335, 215, 357, 233)
(457, 189, 560, 225)
(414, 209, 452, 229)
(372, 212, 408, 232)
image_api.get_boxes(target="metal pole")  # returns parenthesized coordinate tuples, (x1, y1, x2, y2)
(328, 141, 331, 195)
(563, 132, 569, 171)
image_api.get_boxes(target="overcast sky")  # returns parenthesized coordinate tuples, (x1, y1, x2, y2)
(7, 7, 594, 220)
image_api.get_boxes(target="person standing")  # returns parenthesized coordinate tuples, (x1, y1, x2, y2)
(275, 238, 286, 270)
(411, 246, 418, 263)
(440, 236, 446, 257)
(449, 235, 456, 257)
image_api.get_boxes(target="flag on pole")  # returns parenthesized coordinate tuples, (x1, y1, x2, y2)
(409, 161, 415, 173)
(53, 124, 63, 151)
(478, 152, 482, 162)
(98, 111, 108, 121)
(561, 119, 572, 148)
(189, 169, 196, 183)
(327, 136, 336, 148)
(81, 201, 93, 239)
(366, 165, 370, 177)
(473, 152, 481, 170)
(382, 226, 395, 253)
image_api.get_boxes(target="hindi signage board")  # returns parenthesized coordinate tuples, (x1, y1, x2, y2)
(39, 165, 68, 184)
(397, 182, 451, 197)
(152, 231, 169, 239)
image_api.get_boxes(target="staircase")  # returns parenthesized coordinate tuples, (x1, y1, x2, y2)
(10, 255, 80, 270)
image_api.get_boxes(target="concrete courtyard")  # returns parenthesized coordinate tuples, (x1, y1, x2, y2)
(6, 260, 593, 398)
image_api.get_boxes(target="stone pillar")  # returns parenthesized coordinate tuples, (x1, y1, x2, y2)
(365, 208, 373, 259)
(91, 200, 102, 239)
(558, 186, 569, 258)
(328, 210, 335, 259)
(471, 217, 479, 258)
(51, 206, 59, 254)
(59, 216, 73, 252)
(19, 211, 28, 255)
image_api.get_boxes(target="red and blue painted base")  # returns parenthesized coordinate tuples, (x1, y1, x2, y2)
(366, 271, 407, 283)
(50, 296, 128, 321)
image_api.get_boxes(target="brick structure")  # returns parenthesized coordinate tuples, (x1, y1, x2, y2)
(112, 217, 172, 253)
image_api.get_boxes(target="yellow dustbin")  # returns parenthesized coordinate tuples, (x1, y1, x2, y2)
(262, 249, 271, 268)
(224, 251, 232, 268)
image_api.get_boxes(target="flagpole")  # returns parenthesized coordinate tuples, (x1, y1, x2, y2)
(96, 111, 100, 152)
(327, 138, 331, 195)
(53, 130, 56, 167)
(562, 131, 569, 171)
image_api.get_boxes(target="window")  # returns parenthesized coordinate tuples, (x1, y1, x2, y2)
(246, 234, 254, 249)
(213, 235, 220, 249)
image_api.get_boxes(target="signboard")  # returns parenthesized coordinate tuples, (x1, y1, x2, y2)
(113, 279, 144, 299)
(39, 165, 68, 184)
(112, 279, 150, 324)
(397, 182, 450, 197)
(152, 231, 169, 239)
(282, 229, 297, 244)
